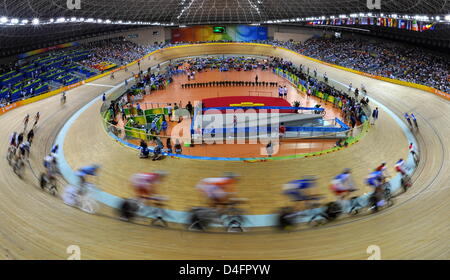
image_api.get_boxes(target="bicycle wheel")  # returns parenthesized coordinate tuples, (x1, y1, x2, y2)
(49, 179, 58, 196)
(14, 160, 24, 178)
(80, 196, 99, 214)
(384, 187, 392, 201)
(40, 173, 47, 189)
(227, 220, 245, 232)
(6, 149, 13, 165)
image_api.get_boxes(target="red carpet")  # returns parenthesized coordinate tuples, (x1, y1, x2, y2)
(202, 96, 294, 113)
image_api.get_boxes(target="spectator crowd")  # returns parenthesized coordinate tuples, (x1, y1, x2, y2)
(265, 37, 449, 94)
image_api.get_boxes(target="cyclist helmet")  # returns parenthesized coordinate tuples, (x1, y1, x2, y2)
(343, 168, 351, 174)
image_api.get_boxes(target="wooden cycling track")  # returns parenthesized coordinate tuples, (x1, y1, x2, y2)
(0, 44, 448, 259)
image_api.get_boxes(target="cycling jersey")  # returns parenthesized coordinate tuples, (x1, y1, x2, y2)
(51, 144, 59, 155)
(131, 173, 161, 197)
(10, 133, 17, 146)
(196, 177, 235, 200)
(330, 173, 354, 194)
(283, 179, 315, 201)
(19, 142, 30, 155)
(366, 171, 383, 188)
(284, 179, 315, 190)
(43, 155, 54, 169)
(395, 159, 406, 175)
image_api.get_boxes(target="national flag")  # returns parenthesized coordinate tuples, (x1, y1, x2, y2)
(422, 22, 435, 31)
(412, 20, 419, 31)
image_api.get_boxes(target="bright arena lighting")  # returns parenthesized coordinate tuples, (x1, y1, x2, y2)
(0, 0, 448, 264)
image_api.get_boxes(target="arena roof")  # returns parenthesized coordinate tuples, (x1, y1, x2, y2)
(1, 0, 450, 56)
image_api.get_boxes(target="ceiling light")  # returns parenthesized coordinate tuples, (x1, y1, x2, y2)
(32, 18, 39, 25)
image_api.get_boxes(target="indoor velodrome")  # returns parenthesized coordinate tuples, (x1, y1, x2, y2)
(0, 0, 449, 261)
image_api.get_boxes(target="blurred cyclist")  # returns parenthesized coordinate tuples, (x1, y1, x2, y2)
(43, 154, 58, 179)
(196, 172, 238, 210)
(283, 176, 321, 211)
(366, 170, 386, 209)
(9, 132, 17, 147)
(23, 114, 30, 130)
(61, 92, 67, 104)
(375, 162, 390, 182)
(394, 159, 407, 176)
(17, 132, 24, 146)
(27, 129, 34, 144)
(409, 142, 419, 165)
(63, 164, 100, 206)
(75, 165, 101, 192)
(329, 169, 357, 200)
(50, 144, 59, 157)
(33, 112, 40, 128)
(130, 171, 167, 204)
(18, 141, 31, 160)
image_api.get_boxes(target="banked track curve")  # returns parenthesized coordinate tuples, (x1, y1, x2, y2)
(0, 43, 448, 259)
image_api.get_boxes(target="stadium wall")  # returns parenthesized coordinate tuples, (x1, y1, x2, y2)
(274, 32, 314, 43)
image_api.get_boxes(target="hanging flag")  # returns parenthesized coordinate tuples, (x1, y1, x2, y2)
(406, 20, 412, 30)
(412, 20, 419, 31)
(422, 22, 435, 31)
(361, 17, 368, 25)
(400, 20, 407, 29)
